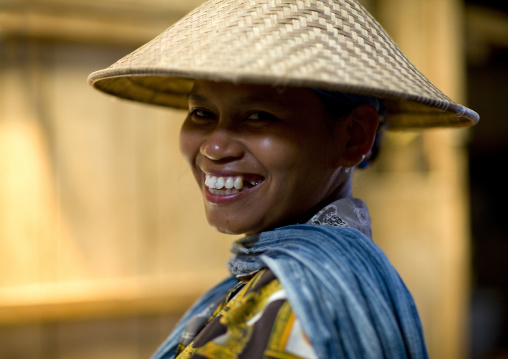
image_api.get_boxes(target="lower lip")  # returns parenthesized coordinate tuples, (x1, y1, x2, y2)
(204, 185, 258, 205)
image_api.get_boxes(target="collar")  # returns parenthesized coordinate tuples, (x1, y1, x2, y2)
(306, 197, 372, 239)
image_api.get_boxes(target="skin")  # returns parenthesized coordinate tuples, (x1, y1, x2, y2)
(179, 80, 379, 235)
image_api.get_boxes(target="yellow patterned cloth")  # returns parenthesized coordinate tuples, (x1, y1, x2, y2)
(175, 269, 317, 359)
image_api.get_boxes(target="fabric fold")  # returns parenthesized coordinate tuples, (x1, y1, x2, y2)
(152, 224, 428, 359)
(228, 225, 428, 358)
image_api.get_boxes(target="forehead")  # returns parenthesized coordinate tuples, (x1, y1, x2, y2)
(190, 80, 278, 100)
(188, 80, 324, 111)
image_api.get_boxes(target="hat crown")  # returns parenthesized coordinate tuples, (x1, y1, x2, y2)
(89, 0, 479, 128)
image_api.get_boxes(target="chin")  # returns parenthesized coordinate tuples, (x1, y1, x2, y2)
(210, 224, 239, 235)
(209, 220, 264, 236)
(205, 211, 258, 235)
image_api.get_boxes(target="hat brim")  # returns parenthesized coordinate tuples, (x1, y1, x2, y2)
(89, 69, 478, 129)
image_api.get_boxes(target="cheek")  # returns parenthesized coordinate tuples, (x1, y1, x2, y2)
(255, 131, 331, 172)
(179, 122, 200, 165)
(252, 135, 303, 168)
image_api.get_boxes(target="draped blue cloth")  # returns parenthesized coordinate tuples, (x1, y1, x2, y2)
(151, 225, 428, 359)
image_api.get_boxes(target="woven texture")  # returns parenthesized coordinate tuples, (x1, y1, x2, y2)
(88, 0, 479, 129)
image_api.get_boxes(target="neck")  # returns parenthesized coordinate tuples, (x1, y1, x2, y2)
(281, 172, 354, 227)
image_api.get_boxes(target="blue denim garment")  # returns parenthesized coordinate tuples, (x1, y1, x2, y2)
(152, 225, 428, 359)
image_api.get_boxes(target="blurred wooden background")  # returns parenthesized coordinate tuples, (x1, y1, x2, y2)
(1, 0, 507, 358)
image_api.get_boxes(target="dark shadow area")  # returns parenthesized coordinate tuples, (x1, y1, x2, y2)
(466, 2, 508, 357)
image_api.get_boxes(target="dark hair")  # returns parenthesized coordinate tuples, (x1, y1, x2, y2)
(313, 89, 386, 168)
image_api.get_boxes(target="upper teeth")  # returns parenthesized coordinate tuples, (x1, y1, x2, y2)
(205, 175, 244, 190)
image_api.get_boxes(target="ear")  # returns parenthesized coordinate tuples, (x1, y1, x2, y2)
(333, 104, 380, 167)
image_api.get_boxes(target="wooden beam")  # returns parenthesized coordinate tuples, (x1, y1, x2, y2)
(0, 270, 226, 324)
(0, 0, 204, 45)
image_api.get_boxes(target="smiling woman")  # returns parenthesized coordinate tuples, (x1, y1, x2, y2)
(88, 0, 478, 358)
(180, 81, 377, 235)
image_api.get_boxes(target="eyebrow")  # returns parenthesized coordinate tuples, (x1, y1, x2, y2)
(187, 92, 208, 103)
(187, 91, 285, 108)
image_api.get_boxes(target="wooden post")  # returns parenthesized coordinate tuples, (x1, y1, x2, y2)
(356, 0, 471, 358)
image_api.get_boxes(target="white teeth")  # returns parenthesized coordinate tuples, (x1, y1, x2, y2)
(216, 177, 225, 189)
(225, 177, 234, 189)
(204, 174, 250, 194)
(207, 176, 217, 189)
(234, 177, 243, 189)
(209, 188, 239, 195)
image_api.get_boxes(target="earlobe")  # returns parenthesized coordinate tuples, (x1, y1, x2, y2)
(337, 104, 380, 167)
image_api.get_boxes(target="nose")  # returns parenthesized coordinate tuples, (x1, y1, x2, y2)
(200, 128, 244, 161)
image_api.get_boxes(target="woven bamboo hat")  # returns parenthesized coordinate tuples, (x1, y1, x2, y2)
(88, 0, 479, 129)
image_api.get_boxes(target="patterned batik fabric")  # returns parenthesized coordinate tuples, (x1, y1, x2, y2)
(174, 269, 317, 359)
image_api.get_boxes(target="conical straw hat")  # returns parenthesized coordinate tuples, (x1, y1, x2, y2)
(88, 0, 479, 129)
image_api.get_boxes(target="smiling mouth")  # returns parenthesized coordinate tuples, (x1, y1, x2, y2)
(204, 174, 262, 195)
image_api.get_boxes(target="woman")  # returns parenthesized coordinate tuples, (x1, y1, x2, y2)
(88, 0, 479, 358)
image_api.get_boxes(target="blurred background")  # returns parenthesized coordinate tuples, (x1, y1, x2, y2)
(0, 0, 506, 358)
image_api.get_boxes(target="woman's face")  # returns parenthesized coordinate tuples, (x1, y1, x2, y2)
(179, 80, 350, 235)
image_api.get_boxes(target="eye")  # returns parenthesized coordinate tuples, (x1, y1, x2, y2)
(189, 108, 216, 123)
(245, 111, 279, 122)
